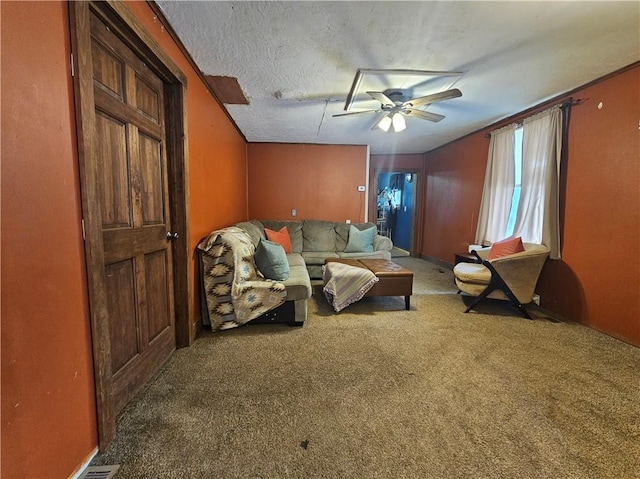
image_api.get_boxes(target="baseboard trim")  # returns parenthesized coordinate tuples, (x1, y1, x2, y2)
(529, 304, 566, 323)
(68, 447, 99, 479)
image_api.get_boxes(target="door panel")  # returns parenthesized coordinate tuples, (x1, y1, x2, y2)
(137, 133, 164, 224)
(95, 112, 131, 227)
(92, 41, 125, 100)
(145, 251, 171, 341)
(105, 260, 138, 374)
(135, 76, 161, 122)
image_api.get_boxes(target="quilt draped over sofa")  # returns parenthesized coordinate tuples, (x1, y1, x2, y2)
(197, 227, 286, 331)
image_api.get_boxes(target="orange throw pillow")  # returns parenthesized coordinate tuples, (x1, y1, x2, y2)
(264, 226, 293, 254)
(488, 236, 525, 260)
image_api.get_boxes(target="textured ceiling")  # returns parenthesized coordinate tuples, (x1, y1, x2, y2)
(156, 1, 639, 154)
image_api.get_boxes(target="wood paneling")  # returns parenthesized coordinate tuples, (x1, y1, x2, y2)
(135, 76, 160, 121)
(146, 251, 171, 341)
(247, 143, 368, 222)
(421, 65, 640, 347)
(536, 66, 639, 345)
(105, 260, 139, 373)
(204, 75, 250, 105)
(138, 133, 164, 224)
(422, 134, 488, 262)
(92, 41, 124, 99)
(95, 112, 131, 227)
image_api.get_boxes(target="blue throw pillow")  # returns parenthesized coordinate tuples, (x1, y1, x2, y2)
(344, 225, 375, 253)
(255, 239, 290, 281)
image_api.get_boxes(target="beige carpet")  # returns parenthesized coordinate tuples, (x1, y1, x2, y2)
(93, 257, 640, 479)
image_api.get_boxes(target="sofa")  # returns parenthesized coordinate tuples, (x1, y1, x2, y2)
(199, 219, 393, 330)
(239, 219, 393, 278)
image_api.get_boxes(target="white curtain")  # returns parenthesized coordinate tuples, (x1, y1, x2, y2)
(475, 124, 516, 245)
(513, 106, 562, 259)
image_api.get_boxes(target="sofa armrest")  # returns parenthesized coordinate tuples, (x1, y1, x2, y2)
(373, 234, 393, 252)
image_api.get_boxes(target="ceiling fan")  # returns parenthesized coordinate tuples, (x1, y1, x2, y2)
(333, 88, 462, 132)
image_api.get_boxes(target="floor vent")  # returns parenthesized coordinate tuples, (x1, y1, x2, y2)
(78, 465, 120, 479)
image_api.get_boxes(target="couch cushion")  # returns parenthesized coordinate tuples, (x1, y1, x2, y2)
(265, 226, 293, 253)
(303, 220, 337, 252)
(301, 251, 339, 265)
(286, 253, 307, 268)
(338, 250, 391, 260)
(235, 221, 265, 247)
(262, 220, 303, 253)
(282, 264, 312, 301)
(255, 239, 290, 281)
(344, 225, 376, 253)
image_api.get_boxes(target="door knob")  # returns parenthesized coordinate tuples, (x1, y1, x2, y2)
(166, 231, 179, 240)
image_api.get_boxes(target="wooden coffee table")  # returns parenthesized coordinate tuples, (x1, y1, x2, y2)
(325, 258, 414, 310)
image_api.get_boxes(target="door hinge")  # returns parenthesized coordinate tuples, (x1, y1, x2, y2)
(70, 53, 75, 77)
(81, 218, 86, 240)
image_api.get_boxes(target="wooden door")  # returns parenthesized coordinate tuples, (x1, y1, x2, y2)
(90, 11, 175, 416)
(71, 1, 190, 448)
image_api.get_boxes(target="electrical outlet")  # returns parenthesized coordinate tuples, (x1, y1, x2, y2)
(291, 209, 296, 217)
(346, 219, 351, 224)
(357, 185, 366, 192)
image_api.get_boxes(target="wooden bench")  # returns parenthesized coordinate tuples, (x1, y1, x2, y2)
(325, 258, 414, 310)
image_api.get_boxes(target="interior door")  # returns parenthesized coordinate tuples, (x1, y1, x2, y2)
(90, 11, 175, 416)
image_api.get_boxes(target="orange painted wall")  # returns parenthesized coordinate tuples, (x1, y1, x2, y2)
(422, 65, 640, 346)
(1, 2, 97, 478)
(1, 1, 248, 478)
(536, 67, 639, 345)
(124, 2, 248, 333)
(422, 134, 489, 260)
(247, 143, 368, 222)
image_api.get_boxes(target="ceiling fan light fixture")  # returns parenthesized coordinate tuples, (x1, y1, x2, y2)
(392, 113, 406, 132)
(378, 115, 392, 132)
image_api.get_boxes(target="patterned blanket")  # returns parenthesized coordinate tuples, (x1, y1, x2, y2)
(197, 227, 286, 331)
(323, 262, 379, 312)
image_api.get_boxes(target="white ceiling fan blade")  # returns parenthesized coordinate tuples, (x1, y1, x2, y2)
(366, 91, 396, 107)
(405, 88, 462, 108)
(333, 109, 381, 117)
(403, 109, 445, 122)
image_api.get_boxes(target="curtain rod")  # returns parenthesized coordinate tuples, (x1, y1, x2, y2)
(484, 97, 585, 138)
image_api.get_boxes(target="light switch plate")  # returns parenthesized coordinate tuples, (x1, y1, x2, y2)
(357, 186, 366, 192)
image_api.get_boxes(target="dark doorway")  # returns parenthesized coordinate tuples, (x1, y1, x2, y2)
(376, 172, 416, 253)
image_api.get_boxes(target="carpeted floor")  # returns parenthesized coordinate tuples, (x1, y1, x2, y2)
(92, 257, 640, 479)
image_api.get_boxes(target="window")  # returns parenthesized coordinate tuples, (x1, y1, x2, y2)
(476, 105, 563, 259)
(505, 126, 523, 237)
